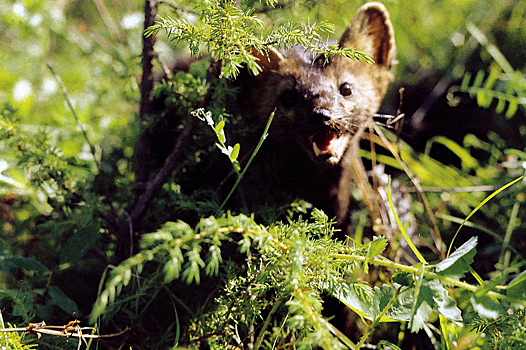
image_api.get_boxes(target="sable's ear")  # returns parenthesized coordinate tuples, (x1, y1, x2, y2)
(251, 47, 285, 71)
(339, 2, 396, 69)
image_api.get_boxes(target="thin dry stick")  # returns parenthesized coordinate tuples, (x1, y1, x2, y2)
(339, 122, 382, 231)
(129, 59, 222, 226)
(47, 64, 121, 228)
(92, 0, 123, 42)
(0, 322, 128, 350)
(47, 64, 100, 171)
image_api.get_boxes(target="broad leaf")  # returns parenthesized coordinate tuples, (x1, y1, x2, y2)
(507, 270, 526, 302)
(436, 236, 477, 283)
(470, 294, 504, 319)
(409, 280, 435, 332)
(367, 237, 388, 258)
(60, 221, 100, 264)
(1, 256, 49, 277)
(359, 237, 387, 273)
(48, 286, 79, 315)
(230, 143, 240, 161)
(334, 282, 413, 323)
(427, 279, 462, 325)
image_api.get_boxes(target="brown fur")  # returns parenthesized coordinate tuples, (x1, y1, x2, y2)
(232, 2, 396, 230)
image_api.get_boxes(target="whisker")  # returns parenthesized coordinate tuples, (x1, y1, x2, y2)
(373, 113, 405, 129)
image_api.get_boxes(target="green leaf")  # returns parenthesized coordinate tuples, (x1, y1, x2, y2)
(1, 256, 49, 277)
(436, 238, 477, 285)
(506, 100, 518, 118)
(507, 270, 526, 301)
(470, 294, 504, 319)
(368, 237, 388, 257)
(495, 98, 506, 114)
(460, 72, 471, 90)
(232, 160, 241, 174)
(476, 90, 491, 109)
(215, 120, 225, 134)
(409, 280, 435, 332)
(427, 279, 462, 324)
(334, 283, 413, 323)
(217, 132, 225, 144)
(472, 70, 485, 88)
(392, 272, 414, 288)
(333, 283, 375, 320)
(427, 136, 478, 170)
(360, 237, 387, 273)
(48, 286, 79, 315)
(230, 143, 240, 161)
(60, 222, 100, 264)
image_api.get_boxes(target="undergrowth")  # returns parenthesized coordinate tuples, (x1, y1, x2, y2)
(1, 0, 526, 349)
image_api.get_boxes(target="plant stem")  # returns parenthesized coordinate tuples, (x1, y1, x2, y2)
(254, 298, 283, 350)
(355, 286, 403, 349)
(499, 200, 520, 270)
(387, 176, 426, 263)
(217, 110, 275, 214)
(331, 253, 526, 307)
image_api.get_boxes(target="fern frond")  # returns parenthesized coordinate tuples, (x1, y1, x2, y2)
(448, 67, 525, 118)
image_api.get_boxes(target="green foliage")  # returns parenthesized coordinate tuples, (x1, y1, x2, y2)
(90, 202, 526, 348)
(145, 0, 372, 78)
(193, 108, 242, 174)
(448, 23, 526, 119)
(1, 0, 526, 349)
(0, 323, 38, 350)
(470, 309, 526, 349)
(90, 210, 370, 348)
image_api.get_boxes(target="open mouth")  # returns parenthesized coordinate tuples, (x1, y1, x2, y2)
(311, 131, 349, 163)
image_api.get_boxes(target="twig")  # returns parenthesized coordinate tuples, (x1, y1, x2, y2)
(339, 122, 382, 231)
(47, 64, 121, 229)
(46, 64, 100, 172)
(331, 253, 526, 307)
(92, 0, 123, 43)
(115, 0, 160, 263)
(355, 286, 403, 349)
(0, 321, 128, 350)
(134, 0, 160, 197)
(131, 59, 222, 225)
(117, 58, 223, 263)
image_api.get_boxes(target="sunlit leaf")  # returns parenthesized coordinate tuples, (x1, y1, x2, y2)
(507, 270, 526, 301)
(470, 294, 504, 319)
(436, 236, 477, 275)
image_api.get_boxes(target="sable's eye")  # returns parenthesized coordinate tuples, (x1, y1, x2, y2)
(339, 83, 353, 97)
(279, 89, 298, 108)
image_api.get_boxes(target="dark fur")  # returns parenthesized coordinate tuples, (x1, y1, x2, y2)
(231, 2, 396, 227)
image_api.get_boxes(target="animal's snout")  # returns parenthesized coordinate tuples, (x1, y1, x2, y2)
(311, 109, 332, 125)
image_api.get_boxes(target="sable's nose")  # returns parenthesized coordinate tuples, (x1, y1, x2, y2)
(311, 109, 332, 125)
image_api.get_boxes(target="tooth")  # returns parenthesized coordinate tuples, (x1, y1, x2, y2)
(328, 136, 346, 159)
(313, 142, 321, 156)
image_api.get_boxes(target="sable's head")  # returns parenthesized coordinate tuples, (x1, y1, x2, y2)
(237, 2, 396, 165)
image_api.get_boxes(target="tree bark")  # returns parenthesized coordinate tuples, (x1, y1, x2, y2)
(115, 0, 158, 263)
